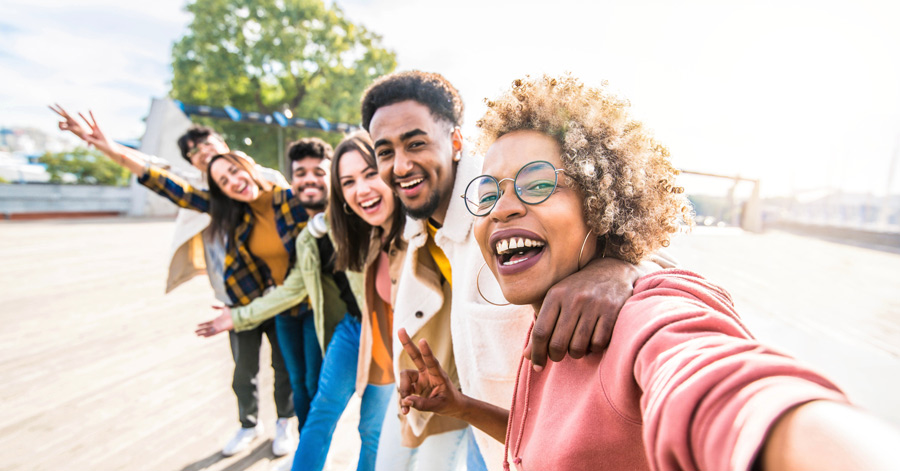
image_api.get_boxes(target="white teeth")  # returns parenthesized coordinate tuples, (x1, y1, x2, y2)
(399, 178, 423, 189)
(495, 237, 545, 255)
(502, 258, 528, 266)
(359, 197, 381, 209)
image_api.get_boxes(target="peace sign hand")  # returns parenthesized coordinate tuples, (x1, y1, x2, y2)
(397, 328, 465, 418)
(49, 104, 90, 141)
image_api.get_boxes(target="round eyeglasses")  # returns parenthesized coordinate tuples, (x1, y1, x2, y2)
(461, 160, 566, 217)
(186, 139, 211, 159)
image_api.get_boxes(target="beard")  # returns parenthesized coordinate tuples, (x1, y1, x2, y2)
(296, 184, 328, 211)
(300, 195, 327, 211)
(404, 188, 443, 221)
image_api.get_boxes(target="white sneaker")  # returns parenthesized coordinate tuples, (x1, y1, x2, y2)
(272, 417, 295, 457)
(272, 459, 293, 471)
(222, 424, 262, 456)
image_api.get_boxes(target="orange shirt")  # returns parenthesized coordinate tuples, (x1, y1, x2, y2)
(368, 250, 395, 385)
(248, 191, 290, 286)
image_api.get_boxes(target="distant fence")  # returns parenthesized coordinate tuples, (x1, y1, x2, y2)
(773, 220, 900, 251)
(681, 170, 762, 232)
(0, 183, 132, 220)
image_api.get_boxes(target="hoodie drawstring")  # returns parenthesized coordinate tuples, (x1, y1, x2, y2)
(504, 321, 535, 471)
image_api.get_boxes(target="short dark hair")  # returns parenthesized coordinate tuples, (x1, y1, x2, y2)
(177, 126, 223, 162)
(361, 70, 464, 131)
(328, 131, 405, 272)
(287, 137, 333, 163)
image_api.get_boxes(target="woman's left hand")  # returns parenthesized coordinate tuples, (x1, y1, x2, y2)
(195, 306, 234, 337)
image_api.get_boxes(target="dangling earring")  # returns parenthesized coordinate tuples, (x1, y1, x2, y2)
(342, 202, 352, 215)
(577, 229, 595, 270)
(452, 138, 462, 162)
(476, 263, 510, 306)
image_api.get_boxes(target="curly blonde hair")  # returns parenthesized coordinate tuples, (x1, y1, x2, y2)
(476, 74, 693, 264)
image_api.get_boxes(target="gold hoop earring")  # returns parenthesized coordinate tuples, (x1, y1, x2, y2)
(476, 263, 510, 306)
(342, 202, 352, 215)
(577, 229, 595, 270)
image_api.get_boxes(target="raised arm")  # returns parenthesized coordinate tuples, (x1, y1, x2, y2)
(52, 106, 209, 212)
(397, 328, 509, 443)
(51, 105, 149, 175)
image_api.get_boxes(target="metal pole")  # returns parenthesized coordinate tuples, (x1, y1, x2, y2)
(877, 132, 899, 229)
(277, 127, 285, 177)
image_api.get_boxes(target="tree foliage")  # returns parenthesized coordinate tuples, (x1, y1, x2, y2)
(170, 0, 397, 169)
(39, 147, 130, 186)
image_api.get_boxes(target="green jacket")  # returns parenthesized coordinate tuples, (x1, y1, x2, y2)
(230, 221, 364, 354)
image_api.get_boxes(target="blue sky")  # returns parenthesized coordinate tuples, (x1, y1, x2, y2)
(2, 0, 899, 197)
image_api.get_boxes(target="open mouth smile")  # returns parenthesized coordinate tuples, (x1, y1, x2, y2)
(395, 177, 424, 191)
(301, 185, 324, 196)
(359, 196, 382, 212)
(494, 235, 546, 267)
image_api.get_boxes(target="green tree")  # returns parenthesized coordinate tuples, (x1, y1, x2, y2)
(39, 147, 130, 186)
(170, 0, 397, 169)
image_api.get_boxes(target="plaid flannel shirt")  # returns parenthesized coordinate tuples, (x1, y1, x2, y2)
(139, 166, 308, 313)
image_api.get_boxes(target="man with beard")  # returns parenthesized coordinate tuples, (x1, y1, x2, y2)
(50, 105, 296, 457)
(361, 72, 665, 469)
(197, 137, 339, 450)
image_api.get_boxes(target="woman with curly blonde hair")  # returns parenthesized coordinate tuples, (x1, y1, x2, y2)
(396, 75, 900, 471)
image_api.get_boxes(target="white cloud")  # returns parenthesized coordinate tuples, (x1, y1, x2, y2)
(0, 0, 189, 139)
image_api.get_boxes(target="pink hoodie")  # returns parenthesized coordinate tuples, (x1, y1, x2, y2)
(505, 269, 847, 471)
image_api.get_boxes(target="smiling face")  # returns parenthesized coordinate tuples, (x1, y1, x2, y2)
(474, 130, 596, 309)
(338, 149, 396, 232)
(369, 100, 461, 225)
(186, 135, 230, 171)
(209, 157, 261, 202)
(291, 157, 329, 212)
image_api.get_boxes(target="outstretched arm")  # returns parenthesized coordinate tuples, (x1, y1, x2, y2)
(759, 400, 900, 471)
(195, 305, 234, 337)
(197, 230, 313, 336)
(50, 105, 149, 175)
(228, 246, 310, 332)
(397, 328, 509, 443)
(527, 257, 644, 370)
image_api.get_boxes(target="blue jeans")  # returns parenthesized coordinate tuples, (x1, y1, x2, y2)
(275, 307, 323, 431)
(374, 391, 468, 471)
(292, 314, 393, 471)
(466, 427, 488, 470)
